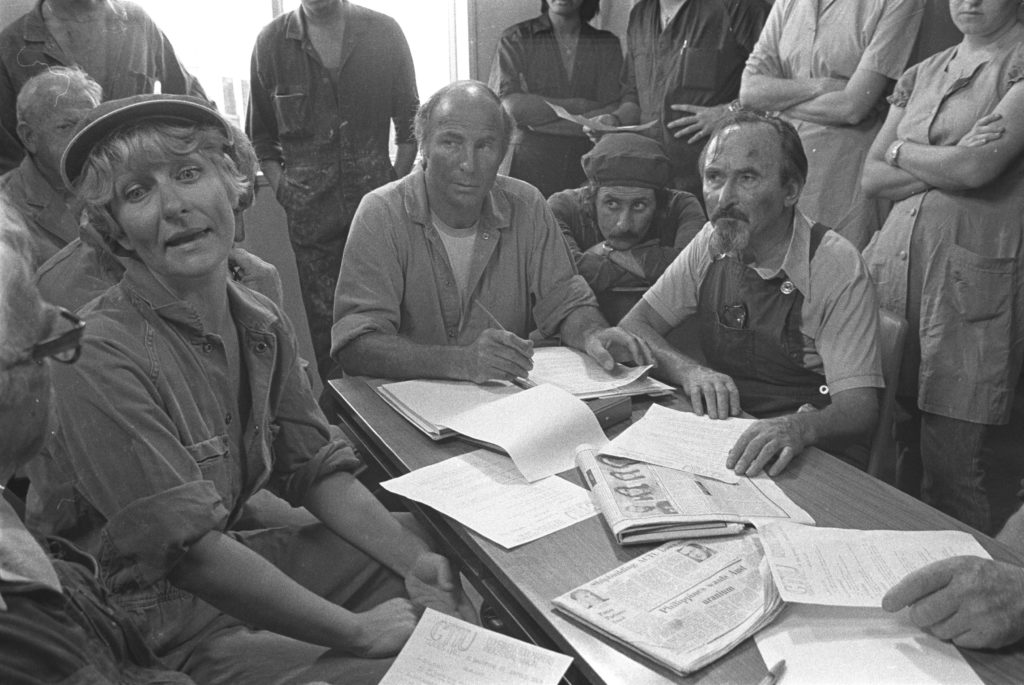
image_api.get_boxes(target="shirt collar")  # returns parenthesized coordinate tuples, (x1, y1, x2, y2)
(404, 165, 512, 235)
(121, 261, 279, 338)
(0, 498, 62, 606)
(750, 209, 813, 296)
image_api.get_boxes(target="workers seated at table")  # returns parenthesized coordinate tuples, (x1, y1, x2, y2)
(621, 110, 882, 477)
(25, 93, 473, 684)
(548, 132, 705, 323)
(884, 505, 1024, 649)
(331, 80, 652, 384)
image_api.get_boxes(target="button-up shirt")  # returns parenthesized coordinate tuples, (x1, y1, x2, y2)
(0, 0, 206, 173)
(30, 261, 359, 596)
(621, 0, 768, 195)
(331, 167, 599, 354)
(862, 38, 1024, 424)
(745, 0, 924, 249)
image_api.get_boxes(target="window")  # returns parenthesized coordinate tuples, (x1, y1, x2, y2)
(134, 0, 468, 130)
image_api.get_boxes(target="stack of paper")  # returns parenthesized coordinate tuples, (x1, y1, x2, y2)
(754, 522, 990, 684)
(375, 380, 520, 440)
(527, 346, 672, 399)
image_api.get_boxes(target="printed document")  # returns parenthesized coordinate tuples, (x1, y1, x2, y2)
(380, 608, 572, 685)
(527, 346, 670, 399)
(602, 404, 747, 483)
(755, 604, 983, 685)
(373, 379, 520, 439)
(546, 101, 657, 133)
(381, 449, 597, 549)
(444, 384, 606, 482)
(760, 521, 991, 606)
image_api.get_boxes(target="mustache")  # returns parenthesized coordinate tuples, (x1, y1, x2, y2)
(710, 206, 749, 224)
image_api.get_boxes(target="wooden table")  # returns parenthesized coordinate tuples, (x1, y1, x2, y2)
(327, 377, 1024, 684)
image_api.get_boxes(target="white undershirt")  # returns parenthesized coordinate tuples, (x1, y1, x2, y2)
(432, 213, 479, 305)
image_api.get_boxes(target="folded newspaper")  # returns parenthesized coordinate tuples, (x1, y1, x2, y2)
(552, 534, 782, 675)
(575, 446, 813, 544)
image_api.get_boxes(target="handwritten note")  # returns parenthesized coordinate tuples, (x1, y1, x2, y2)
(602, 404, 747, 483)
(381, 449, 597, 549)
(759, 521, 991, 606)
(380, 609, 573, 685)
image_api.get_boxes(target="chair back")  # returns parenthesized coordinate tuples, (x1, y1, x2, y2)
(867, 309, 908, 484)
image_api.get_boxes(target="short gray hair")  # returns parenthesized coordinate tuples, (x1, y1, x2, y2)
(16, 66, 102, 126)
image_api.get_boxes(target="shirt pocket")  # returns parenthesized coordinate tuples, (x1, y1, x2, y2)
(946, 244, 1014, 324)
(679, 47, 721, 91)
(272, 91, 310, 137)
(185, 434, 233, 493)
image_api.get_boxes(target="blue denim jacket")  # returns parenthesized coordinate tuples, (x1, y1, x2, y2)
(28, 261, 359, 653)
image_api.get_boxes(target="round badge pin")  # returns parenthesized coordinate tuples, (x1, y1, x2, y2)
(780, 281, 795, 295)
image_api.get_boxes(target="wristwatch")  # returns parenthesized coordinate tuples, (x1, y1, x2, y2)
(885, 139, 906, 168)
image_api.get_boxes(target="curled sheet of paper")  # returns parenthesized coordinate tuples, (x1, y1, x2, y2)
(546, 101, 657, 132)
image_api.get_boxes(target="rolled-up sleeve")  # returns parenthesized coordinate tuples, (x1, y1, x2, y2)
(331, 191, 405, 354)
(744, 0, 785, 77)
(265, 304, 362, 502)
(528, 199, 600, 336)
(51, 334, 231, 583)
(388, 19, 418, 146)
(488, 29, 525, 98)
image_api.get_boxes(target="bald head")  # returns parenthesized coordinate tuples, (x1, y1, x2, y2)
(414, 80, 514, 157)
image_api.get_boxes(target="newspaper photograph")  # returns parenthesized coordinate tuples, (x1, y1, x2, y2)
(552, 535, 782, 674)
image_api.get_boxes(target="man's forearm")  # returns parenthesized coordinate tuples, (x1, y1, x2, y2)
(339, 333, 470, 381)
(788, 387, 878, 451)
(620, 304, 702, 386)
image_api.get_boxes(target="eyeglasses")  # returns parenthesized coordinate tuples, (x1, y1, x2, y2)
(3, 308, 85, 370)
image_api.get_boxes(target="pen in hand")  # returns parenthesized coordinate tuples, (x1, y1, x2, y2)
(471, 298, 535, 388)
(757, 659, 785, 685)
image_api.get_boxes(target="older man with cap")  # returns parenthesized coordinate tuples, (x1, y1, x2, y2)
(549, 132, 705, 323)
(332, 81, 652, 384)
(622, 110, 882, 478)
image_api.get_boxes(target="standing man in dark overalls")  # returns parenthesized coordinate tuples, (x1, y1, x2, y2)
(249, 0, 418, 381)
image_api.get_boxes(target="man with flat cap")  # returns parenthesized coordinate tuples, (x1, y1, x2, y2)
(549, 132, 705, 323)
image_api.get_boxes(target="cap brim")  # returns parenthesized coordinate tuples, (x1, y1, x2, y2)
(61, 96, 231, 189)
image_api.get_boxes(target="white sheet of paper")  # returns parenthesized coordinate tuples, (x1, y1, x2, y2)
(546, 101, 657, 133)
(444, 384, 606, 482)
(381, 449, 597, 549)
(755, 603, 983, 685)
(380, 608, 573, 685)
(527, 346, 654, 397)
(602, 404, 746, 484)
(760, 522, 991, 606)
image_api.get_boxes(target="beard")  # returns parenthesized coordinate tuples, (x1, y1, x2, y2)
(709, 207, 752, 255)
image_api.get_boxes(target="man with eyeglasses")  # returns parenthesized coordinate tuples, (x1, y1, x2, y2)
(0, 210, 193, 683)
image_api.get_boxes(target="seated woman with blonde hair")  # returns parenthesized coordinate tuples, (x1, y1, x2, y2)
(27, 94, 473, 685)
